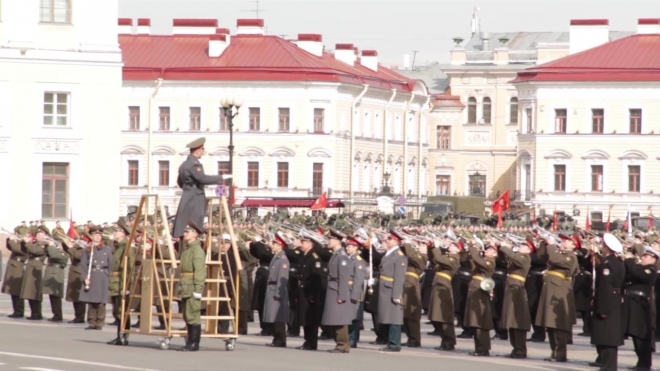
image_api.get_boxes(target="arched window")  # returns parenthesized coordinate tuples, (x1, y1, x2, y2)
(509, 97, 518, 124)
(467, 97, 477, 124)
(482, 97, 492, 124)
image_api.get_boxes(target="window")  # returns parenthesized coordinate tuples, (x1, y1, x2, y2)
(509, 98, 518, 124)
(248, 108, 260, 131)
(128, 106, 140, 131)
(247, 162, 259, 187)
(314, 108, 325, 133)
(40, 0, 71, 23)
(629, 109, 642, 134)
(277, 162, 289, 188)
(590, 165, 603, 192)
(590, 211, 603, 223)
(42, 163, 69, 219)
(312, 163, 324, 195)
(278, 108, 290, 132)
(128, 160, 139, 186)
(219, 108, 229, 131)
(43, 92, 69, 126)
(482, 97, 491, 124)
(159, 107, 170, 130)
(467, 97, 476, 124)
(628, 165, 640, 193)
(189, 107, 201, 131)
(554, 109, 567, 134)
(525, 108, 533, 133)
(437, 126, 450, 150)
(157, 161, 169, 186)
(217, 161, 231, 186)
(468, 173, 486, 196)
(553, 165, 566, 191)
(591, 109, 604, 134)
(436, 175, 450, 195)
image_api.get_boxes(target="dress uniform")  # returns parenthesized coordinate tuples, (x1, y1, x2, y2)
(525, 237, 547, 342)
(249, 240, 274, 336)
(499, 244, 531, 358)
(2, 237, 28, 317)
(106, 222, 135, 343)
(347, 241, 367, 348)
(362, 243, 387, 345)
(623, 245, 659, 371)
(178, 221, 207, 352)
(78, 228, 112, 330)
(400, 241, 426, 347)
(42, 241, 69, 322)
(376, 231, 408, 352)
(263, 234, 290, 348)
(590, 233, 625, 371)
(535, 238, 578, 363)
(172, 137, 226, 238)
(321, 236, 353, 353)
(453, 247, 474, 338)
(573, 234, 593, 336)
(20, 226, 51, 320)
(464, 243, 495, 356)
(294, 235, 325, 350)
(428, 242, 460, 351)
(62, 240, 87, 323)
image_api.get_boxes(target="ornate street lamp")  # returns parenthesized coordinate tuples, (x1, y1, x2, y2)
(380, 171, 392, 196)
(220, 96, 243, 213)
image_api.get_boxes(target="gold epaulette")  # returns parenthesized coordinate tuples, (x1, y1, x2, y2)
(356, 256, 363, 260)
(313, 253, 319, 259)
(397, 250, 404, 256)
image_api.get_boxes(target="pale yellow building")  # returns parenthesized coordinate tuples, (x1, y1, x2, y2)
(512, 19, 660, 227)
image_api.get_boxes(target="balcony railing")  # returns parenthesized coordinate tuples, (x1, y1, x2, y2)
(513, 190, 534, 202)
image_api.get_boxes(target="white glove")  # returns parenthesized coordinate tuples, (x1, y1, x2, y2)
(193, 292, 202, 299)
(124, 290, 130, 295)
(367, 278, 375, 286)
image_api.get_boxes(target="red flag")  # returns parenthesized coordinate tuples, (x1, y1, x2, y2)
(624, 213, 629, 232)
(67, 208, 76, 238)
(310, 192, 328, 210)
(492, 190, 511, 215)
(552, 211, 558, 231)
(497, 211, 503, 228)
(606, 210, 611, 232)
(585, 212, 591, 231)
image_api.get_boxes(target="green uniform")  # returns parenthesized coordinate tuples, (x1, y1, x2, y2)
(109, 240, 135, 320)
(178, 239, 207, 325)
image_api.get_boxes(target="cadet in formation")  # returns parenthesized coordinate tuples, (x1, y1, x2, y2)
(178, 220, 207, 352)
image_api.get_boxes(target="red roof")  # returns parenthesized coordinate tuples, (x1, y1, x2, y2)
(512, 34, 660, 83)
(119, 34, 417, 91)
(240, 198, 345, 208)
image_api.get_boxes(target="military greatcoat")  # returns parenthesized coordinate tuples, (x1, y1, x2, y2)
(622, 257, 657, 339)
(428, 248, 460, 324)
(172, 155, 224, 237)
(401, 243, 426, 320)
(64, 245, 85, 302)
(534, 244, 578, 331)
(591, 253, 625, 347)
(2, 239, 28, 296)
(20, 241, 48, 301)
(263, 250, 290, 323)
(377, 247, 407, 325)
(78, 245, 112, 304)
(499, 246, 531, 330)
(348, 253, 367, 321)
(322, 249, 353, 326)
(42, 244, 68, 298)
(295, 251, 324, 326)
(463, 245, 495, 330)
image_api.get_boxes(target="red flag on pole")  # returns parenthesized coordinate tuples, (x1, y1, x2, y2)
(491, 190, 511, 215)
(67, 208, 76, 238)
(585, 211, 591, 231)
(606, 210, 611, 232)
(497, 211, 503, 227)
(310, 192, 328, 210)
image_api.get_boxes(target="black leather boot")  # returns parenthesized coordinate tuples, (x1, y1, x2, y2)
(178, 325, 193, 351)
(107, 323, 124, 345)
(189, 324, 201, 351)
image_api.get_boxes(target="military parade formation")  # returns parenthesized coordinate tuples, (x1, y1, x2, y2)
(2, 137, 660, 371)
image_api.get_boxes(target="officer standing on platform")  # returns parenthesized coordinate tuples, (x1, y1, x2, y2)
(172, 137, 226, 239)
(589, 233, 625, 371)
(321, 231, 353, 353)
(376, 230, 408, 352)
(178, 221, 207, 352)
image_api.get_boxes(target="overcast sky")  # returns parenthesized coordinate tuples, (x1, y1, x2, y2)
(118, 0, 660, 66)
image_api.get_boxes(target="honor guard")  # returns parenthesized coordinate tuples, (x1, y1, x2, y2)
(376, 230, 408, 352)
(20, 226, 50, 320)
(428, 239, 461, 351)
(321, 231, 353, 353)
(177, 220, 207, 352)
(3, 233, 28, 318)
(78, 226, 113, 330)
(499, 241, 532, 358)
(61, 234, 88, 323)
(42, 236, 69, 322)
(464, 239, 496, 356)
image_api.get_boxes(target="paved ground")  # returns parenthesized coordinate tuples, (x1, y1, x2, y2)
(0, 261, 656, 371)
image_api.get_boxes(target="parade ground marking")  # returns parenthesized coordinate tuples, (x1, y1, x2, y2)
(0, 352, 162, 371)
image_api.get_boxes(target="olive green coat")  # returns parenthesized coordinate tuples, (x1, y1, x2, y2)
(177, 240, 206, 299)
(42, 245, 69, 298)
(499, 246, 531, 330)
(109, 240, 135, 297)
(64, 245, 85, 302)
(428, 249, 460, 323)
(463, 245, 495, 330)
(20, 242, 48, 301)
(401, 243, 427, 320)
(534, 243, 579, 331)
(2, 239, 28, 296)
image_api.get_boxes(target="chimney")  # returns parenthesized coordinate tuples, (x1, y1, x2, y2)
(296, 34, 323, 57)
(637, 18, 660, 34)
(334, 44, 356, 66)
(208, 34, 229, 57)
(118, 18, 133, 35)
(360, 50, 378, 71)
(136, 18, 151, 35)
(569, 19, 609, 54)
(480, 32, 491, 51)
(172, 19, 218, 35)
(236, 19, 265, 35)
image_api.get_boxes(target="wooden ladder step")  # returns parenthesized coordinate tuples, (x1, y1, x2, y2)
(205, 279, 227, 283)
(201, 315, 235, 320)
(202, 297, 231, 301)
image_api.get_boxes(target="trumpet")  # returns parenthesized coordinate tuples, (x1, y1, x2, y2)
(532, 226, 562, 245)
(0, 227, 29, 239)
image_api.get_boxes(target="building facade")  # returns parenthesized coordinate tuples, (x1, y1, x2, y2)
(512, 19, 660, 225)
(0, 0, 122, 228)
(118, 19, 430, 214)
(426, 20, 630, 200)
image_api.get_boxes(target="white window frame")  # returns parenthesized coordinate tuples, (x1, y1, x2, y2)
(242, 153, 264, 188)
(125, 103, 145, 131)
(435, 172, 452, 196)
(122, 156, 142, 187)
(518, 156, 533, 195)
(520, 102, 535, 134)
(43, 92, 71, 128)
(507, 94, 519, 125)
(39, 0, 72, 24)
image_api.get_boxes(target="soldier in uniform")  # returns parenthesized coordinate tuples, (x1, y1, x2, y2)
(42, 237, 69, 322)
(622, 245, 658, 371)
(499, 240, 532, 358)
(172, 137, 226, 238)
(589, 233, 625, 371)
(401, 239, 427, 347)
(20, 226, 51, 320)
(464, 240, 496, 356)
(453, 240, 474, 339)
(346, 236, 367, 348)
(573, 233, 593, 336)
(3, 234, 28, 318)
(293, 233, 325, 350)
(321, 230, 353, 353)
(106, 222, 135, 343)
(536, 236, 578, 363)
(61, 237, 87, 323)
(249, 238, 274, 336)
(177, 221, 207, 352)
(525, 234, 547, 342)
(78, 226, 112, 330)
(428, 239, 461, 351)
(376, 230, 408, 352)
(263, 233, 290, 348)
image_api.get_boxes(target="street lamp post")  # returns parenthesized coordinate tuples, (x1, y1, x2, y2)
(220, 96, 243, 214)
(381, 171, 392, 195)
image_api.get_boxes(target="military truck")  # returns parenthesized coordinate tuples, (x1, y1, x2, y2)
(424, 195, 486, 216)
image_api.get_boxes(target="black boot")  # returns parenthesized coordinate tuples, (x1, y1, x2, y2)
(107, 323, 126, 345)
(179, 325, 193, 351)
(190, 324, 201, 351)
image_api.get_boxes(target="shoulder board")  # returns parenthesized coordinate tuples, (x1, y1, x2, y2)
(295, 250, 300, 254)
(356, 256, 363, 260)
(397, 250, 403, 256)
(312, 253, 319, 259)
